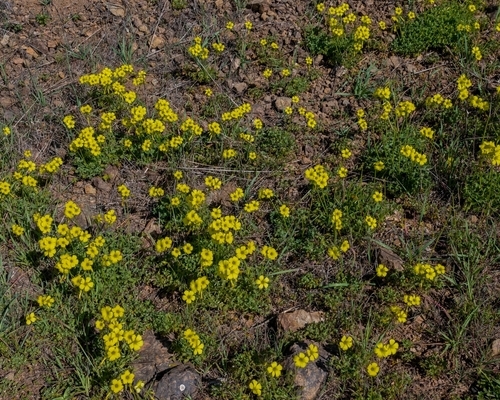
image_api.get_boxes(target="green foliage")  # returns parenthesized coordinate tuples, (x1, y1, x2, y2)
(463, 168, 500, 215)
(304, 25, 353, 67)
(391, 1, 474, 55)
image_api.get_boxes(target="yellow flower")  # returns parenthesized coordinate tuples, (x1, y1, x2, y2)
(339, 335, 353, 350)
(110, 378, 123, 393)
(376, 264, 388, 277)
(279, 204, 290, 217)
(341, 149, 352, 159)
(249, 380, 262, 396)
(267, 361, 283, 378)
(226, 21, 234, 30)
(255, 275, 270, 289)
(372, 191, 383, 202)
(293, 352, 309, 368)
(367, 362, 380, 376)
(245, 21, 253, 30)
(120, 370, 135, 385)
(338, 167, 348, 178)
(3, 126, 11, 135)
(26, 312, 37, 325)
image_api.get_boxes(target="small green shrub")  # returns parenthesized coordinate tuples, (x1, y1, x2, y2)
(391, 1, 474, 55)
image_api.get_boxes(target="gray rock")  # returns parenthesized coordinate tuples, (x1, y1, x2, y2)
(155, 365, 201, 400)
(274, 96, 292, 111)
(286, 343, 328, 400)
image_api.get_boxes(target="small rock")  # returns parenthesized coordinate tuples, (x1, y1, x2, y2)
(155, 365, 201, 400)
(47, 40, 58, 48)
(107, 2, 125, 17)
(246, 0, 270, 14)
(92, 177, 112, 193)
(469, 215, 478, 224)
(263, 95, 272, 103)
(3, 372, 14, 381)
(405, 63, 418, 73)
(314, 54, 323, 65)
(150, 35, 165, 49)
(0, 97, 15, 108)
(374, 244, 404, 272)
(12, 57, 24, 65)
(25, 47, 38, 58)
(84, 184, 96, 195)
(232, 82, 248, 94)
(492, 339, 500, 357)
(103, 165, 120, 182)
(387, 55, 402, 68)
(132, 330, 174, 385)
(58, 71, 65, 79)
(1, 34, 10, 46)
(278, 310, 324, 333)
(274, 96, 292, 112)
(286, 343, 327, 400)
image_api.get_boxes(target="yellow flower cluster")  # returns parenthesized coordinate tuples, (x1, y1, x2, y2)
(365, 215, 377, 230)
(331, 209, 343, 231)
(149, 186, 164, 198)
(63, 115, 76, 129)
(205, 176, 222, 190)
(457, 74, 472, 100)
(293, 344, 319, 368)
(155, 99, 178, 123)
(71, 275, 94, 292)
(471, 46, 482, 61)
(37, 294, 55, 308)
(258, 188, 274, 199)
(373, 86, 391, 100)
(222, 149, 237, 159)
(183, 210, 203, 226)
(212, 42, 225, 52)
(479, 140, 500, 165)
(261, 245, 278, 260)
(400, 145, 427, 166)
(244, 200, 260, 213)
(208, 214, 241, 244)
(184, 329, 204, 355)
(188, 189, 206, 209)
(425, 93, 452, 109)
(117, 184, 130, 199)
(188, 37, 209, 59)
(304, 165, 329, 188)
(208, 121, 221, 135)
(178, 118, 202, 137)
(221, 102, 252, 121)
(403, 294, 421, 306)
(64, 200, 81, 219)
(69, 127, 101, 156)
(200, 248, 214, 267)
(394, 101, 416, 118)
(39, 157, 63, 174)
(97, 305, 143, 363)
(0, 181, 11, 195)
(155, 236, 173, 253)
(420, 127, 435, 139)
(468, 95, 489, 111)
(132, 70, 146, 86)
(218, 256, 241, 282)
(374, 339, 399, 358)
(183, 276, 210, 304)
(327, 240, 349, 260)
(390, 305, 408, 323)
(11, 224, 24, 236)
(414, 262, 445, 281)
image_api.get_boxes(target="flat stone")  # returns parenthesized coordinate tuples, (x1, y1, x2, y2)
(150, 35, 165, 49)
(274, 96, 292, 112)
(155, 365, 201, 400)
(286, 343, 328, 400)
(278, 310, 324, 333)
